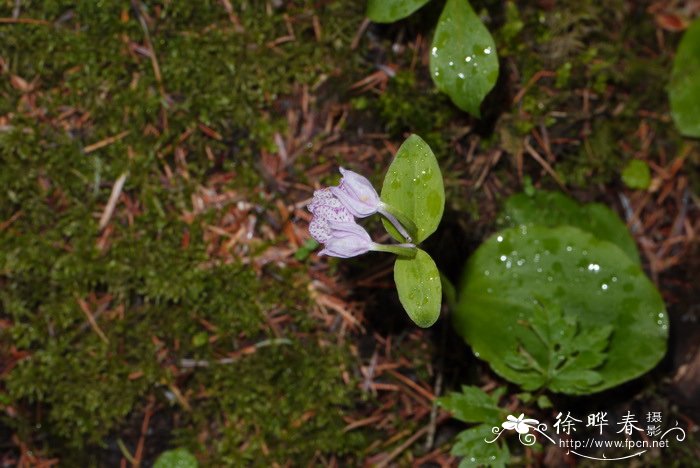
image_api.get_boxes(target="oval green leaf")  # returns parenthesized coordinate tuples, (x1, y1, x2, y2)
(395, 248, 441, 328)
(621, 159, 651, 190)
(502, 191, 640, 265)
(454, 225, 668, 394)
(366, 0, 432, 23)
(669, 19, 700, 137)
(153, 448, 199, 468)
(429, 0, 499, 116)
(381, 134, 444, 243)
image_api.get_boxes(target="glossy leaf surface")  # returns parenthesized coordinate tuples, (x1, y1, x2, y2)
(455, 225, 668, 394)
(366, 0, 431, 23)
(669, 19, 700, 137)
(429, 0, 499, 116)
(381, 134, 444, 243)
(394, 248, 441, 328)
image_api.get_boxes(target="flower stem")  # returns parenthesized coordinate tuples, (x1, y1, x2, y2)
(371, 243, 417, 258)
(378, 203, 418, 243)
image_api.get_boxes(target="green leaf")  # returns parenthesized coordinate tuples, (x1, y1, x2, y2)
(394, 248, 441, 327)
(621, 159, 651, 190)
(366, 0, 431, 23)
(437, 385, 505, 424)
(429, 0, 499, 116)
(503, 298, 612, 393)
(502, 191, 640, 265)
(451, 424, 510, 468)
(381, 134, 444, 243)
(294, 239, 319, 261)
(669, 18, 700, 137)
(153, 448, 199, 468)
(454, 225, 668, 394)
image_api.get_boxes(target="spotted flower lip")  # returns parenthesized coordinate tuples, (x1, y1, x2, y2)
(330, 167, 381, 218)
(308, 186, 416, 259)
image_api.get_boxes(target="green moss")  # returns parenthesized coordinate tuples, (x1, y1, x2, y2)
(373, 71, 457, 159)
(0, 0, 366, 464)
(494, 0, 681, 188)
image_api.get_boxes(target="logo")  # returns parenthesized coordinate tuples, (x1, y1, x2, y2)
(485, 411, 686, 461)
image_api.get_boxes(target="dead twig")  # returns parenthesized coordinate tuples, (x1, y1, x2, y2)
(523, 137, 567, 191)
(99, 172, 128, 230)
(76, 297, 109, 344)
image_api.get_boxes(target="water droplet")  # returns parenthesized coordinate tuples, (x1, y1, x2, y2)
(484, 47, 492, 54)
(587, 263, 600, 272)
(612, 276, 618, 282)
(431, 47, 438, 57)
(448, 61, 454, 67)
(566, 245, 573, 252)
(506, 261, 512, 269)
(434, 71, 440, 77)
(484, 270, 490, 276)
(500, 255, 507, 262)
(497, 235, 503, 242)
(601, 283, 608, 290)
(536, 267, 543, 273)
(517, 259, 525, 266)
(458, 72, 465, 79)
(465, 56, 472, 62)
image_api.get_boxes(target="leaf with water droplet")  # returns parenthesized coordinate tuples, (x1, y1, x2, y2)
(381, 134, 444, 243)
(502, 190, 640, 265)
(454, 225, 668, 395)
(394, 248, 441, 327)
(448, 423, 510, 467)
(669, 18, 700, 137)
(366, 0, 431, 23)
(429, 0, 499, 116)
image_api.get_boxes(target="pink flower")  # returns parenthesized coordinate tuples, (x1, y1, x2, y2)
(330, 167, 381, 218)
(307, 175, 417, 259)
(318, 222, 375, 258)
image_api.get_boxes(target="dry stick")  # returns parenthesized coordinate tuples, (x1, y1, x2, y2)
(132, 396, 155, 467)
(523, 137, 567, 191)
(375, 415, 451, 468)
(220, 0, 244, 32)
(0, 17, 49, 25)
(99, 172, 128, 230)
(84, 130, 130, 154)
(351, 18, 370, 50)
(76, 297, 109, 344)
(131, 0, 168, 130)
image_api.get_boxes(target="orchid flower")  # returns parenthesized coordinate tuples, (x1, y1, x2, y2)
(330, 167, 417, 242)
(502, 414, 539, 434)
(308, 188, 416, 259)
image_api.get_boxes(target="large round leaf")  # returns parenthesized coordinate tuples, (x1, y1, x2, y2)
(429, 0, 499, 116)
(454, 225, 668, 394)
(381, 134, 444, 243)
(502, 191, 640, 265)
(366, 0, 431, 23)
(669, 19, 700, 138)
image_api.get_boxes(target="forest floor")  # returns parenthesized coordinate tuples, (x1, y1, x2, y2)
(1, 0, 699, 466)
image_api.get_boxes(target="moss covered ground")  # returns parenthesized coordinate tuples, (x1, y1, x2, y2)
(1, 0, 698, 466)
